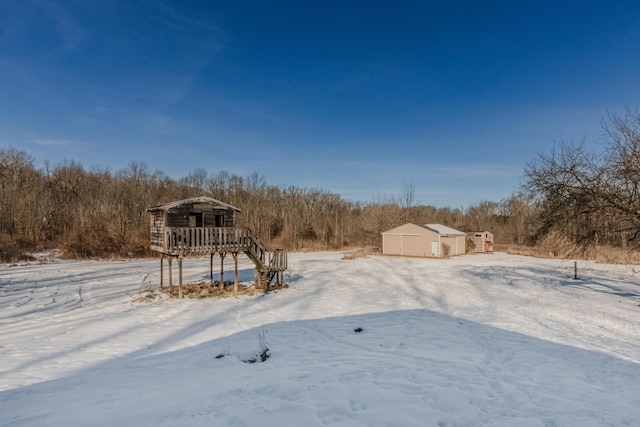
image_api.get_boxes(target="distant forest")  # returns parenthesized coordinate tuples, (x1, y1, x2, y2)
(0, 146, 533, 260)
(2, 109, 639, 262)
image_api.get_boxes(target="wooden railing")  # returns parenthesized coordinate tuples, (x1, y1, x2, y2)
(163, 227, 247, 254)
(153, 226, 287, 286)
(156, 227, 287, 272)
(267, 249, 288, 280)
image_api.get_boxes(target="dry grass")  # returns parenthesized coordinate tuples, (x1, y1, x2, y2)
(156, 281, 289, 299)
(0, 234, 38, 264)
(342, 246, 380, 260)
(342, 248, 366, 260)
(161, 282, 257, 298)
(497, 243, 640, 265)
(130, 289, 160, 303)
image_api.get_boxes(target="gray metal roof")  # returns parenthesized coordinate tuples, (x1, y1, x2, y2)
(146, 196, 241, 212)
(421, 223, 466, 236)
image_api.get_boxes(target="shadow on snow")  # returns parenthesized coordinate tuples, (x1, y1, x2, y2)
(1, 309, 640, 426)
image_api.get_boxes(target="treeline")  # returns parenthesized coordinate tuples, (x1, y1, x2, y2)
(0, 146, 537, 261)
(4, 109, 638, 262)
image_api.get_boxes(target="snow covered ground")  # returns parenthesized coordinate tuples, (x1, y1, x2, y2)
(1, 252, 639, 426)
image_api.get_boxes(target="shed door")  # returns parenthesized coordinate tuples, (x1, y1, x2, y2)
(431, 241, 439, 257)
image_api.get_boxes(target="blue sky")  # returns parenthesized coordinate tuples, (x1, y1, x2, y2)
(1, 1, 639, 207)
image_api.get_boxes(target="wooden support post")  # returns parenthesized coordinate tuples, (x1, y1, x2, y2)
(220, 252, 226, 290)
(168, 256, 173, 289)
(178, 256, 183, 299)
(233, 252, 239, 293)
(160, 254, 164, 289)
(210, 252, 214, 283)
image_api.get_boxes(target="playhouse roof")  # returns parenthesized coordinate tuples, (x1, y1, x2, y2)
(146, 196, 241, 213)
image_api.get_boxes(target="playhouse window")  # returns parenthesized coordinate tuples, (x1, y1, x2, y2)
(189, 213, 203, 227)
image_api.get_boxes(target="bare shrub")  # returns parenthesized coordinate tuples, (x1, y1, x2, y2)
(257, 327, 269, 362)
(498, 243, 640, 264)
(140, 272, 153, 292)
(536, 231, 577, 258)
(342, 248, 366, 260)
(0, 234, 36, 263)
(465, 237, 476, 254)
(269, 231, 293, 251)
(121, 230, 153, 258)
(241, 328, 270, 364)
(441, 243, 451, 258)
(60, 231, 101, 259)
(596, 247, 640, 264)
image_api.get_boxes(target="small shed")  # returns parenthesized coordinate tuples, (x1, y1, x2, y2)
(472, 231, 494, 253)
(382, 223, 466, 258)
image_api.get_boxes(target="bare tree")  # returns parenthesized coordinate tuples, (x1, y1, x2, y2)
(522, 109, 640, 248)
(180, 167, 209, 196)
(0, 147, 41, 240)
(399, 182, 418, 223)
(496, 195, 537, 245)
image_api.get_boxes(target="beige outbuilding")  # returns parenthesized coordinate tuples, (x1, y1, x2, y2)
(382, 223, 467, 258)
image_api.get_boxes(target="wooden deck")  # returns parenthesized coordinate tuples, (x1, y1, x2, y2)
(150, 226, 287, 272)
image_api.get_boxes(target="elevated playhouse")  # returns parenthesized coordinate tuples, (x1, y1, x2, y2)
(147, 196, 287, 297)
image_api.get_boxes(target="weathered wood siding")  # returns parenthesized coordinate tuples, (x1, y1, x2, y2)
(150, 226, 164, 250)
(148, 199, 239, 254)
(164, 203, 237, 228)
(164, 227, 246, 254)
(149, 213, 166, 250)
(473, 231, 494, 253)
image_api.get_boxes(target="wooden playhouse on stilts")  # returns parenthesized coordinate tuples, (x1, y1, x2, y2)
(146, 196, 287, 298)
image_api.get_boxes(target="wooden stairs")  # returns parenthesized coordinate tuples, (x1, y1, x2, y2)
(242, 230, 288, 288)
